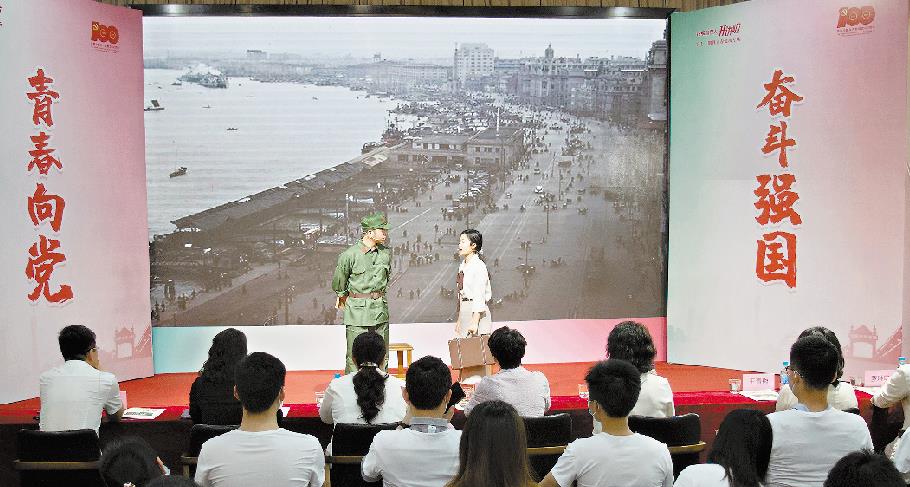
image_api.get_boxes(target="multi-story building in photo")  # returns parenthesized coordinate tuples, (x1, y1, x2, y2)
(640, 36, 668, 127)
(388, 128, 524, 173)
(347, 60, 451, 93)
(454, 43, 495, 87)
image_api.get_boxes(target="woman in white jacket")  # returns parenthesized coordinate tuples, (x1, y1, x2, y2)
(455, 229, 492, 337)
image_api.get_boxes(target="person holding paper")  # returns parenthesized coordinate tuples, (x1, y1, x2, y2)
(39, 325, 124, 433)
(454, 229, 492, 337)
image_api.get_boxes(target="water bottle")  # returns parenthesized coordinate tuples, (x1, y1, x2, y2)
(781, 361, 790, 386)
(899, 357, 906, 367)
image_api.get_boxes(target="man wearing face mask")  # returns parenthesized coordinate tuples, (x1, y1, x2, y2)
(332, 212, 392, 374)
(540, 359, 673, 487)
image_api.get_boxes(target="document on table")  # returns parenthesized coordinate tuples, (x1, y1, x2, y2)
(738, 390, 779, 402)
(123, 407, 167, 420)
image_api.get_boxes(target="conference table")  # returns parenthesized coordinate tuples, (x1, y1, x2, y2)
(0, 389, 880, 486)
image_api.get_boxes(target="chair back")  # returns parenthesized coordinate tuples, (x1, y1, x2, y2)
(629, 413, 702, 477)
(187, 423, 238, 456)
(523, 413, 572, 480)
(16, 429, 104, 487)
(331, 422, 400, 487)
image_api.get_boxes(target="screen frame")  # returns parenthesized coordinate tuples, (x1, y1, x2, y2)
(133, 5, 673, 20)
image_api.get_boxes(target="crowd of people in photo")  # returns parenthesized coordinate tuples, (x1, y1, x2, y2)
(33, 321, 910, 486)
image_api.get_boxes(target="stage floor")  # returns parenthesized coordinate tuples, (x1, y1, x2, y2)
(3, 362, 760, 411)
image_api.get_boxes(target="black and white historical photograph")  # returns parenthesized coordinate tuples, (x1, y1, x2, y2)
(144, 16, 669, 327)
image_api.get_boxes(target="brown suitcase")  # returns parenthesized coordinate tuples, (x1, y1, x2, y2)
(448, 335, 493, 369)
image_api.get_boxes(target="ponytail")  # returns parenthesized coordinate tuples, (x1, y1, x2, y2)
(353, 364, 387, 423)
(351, 331, 389, 423)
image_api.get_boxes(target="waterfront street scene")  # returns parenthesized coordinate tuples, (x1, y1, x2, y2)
(144, 17, 668, 327)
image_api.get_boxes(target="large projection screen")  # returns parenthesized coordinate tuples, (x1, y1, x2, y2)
(141, 7, 671, 368)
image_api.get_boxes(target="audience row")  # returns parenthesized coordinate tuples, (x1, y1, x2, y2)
(36, 322, 910, 486)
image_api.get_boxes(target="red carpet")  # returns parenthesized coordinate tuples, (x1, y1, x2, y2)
(1, 362, 760, 412)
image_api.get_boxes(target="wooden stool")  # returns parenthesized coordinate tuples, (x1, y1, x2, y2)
(389, 343, 414, 379)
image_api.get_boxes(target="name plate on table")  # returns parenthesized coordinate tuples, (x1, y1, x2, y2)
(864, 370, 895, 387)
(743, 373, 775, 391)
(122, 407, 166, 420)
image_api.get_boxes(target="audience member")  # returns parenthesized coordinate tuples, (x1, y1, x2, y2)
(39, 325, 124, 432)
(189, 328, 247, 424)
(540, 359, 673, 487)
(823, 450, 904, 487)
(871, 349, 910, 466)
(776, 326, 857, 412)
(765, 336, 873, 487)
(99, 436, 167, 487)
(464, 326, 550, 417)
(194, 352, 324, 487)
(362, 356, 461, 487)
(446, 400, 537, 487)
(320, 331, 407, 425)
(674, 409, 772, 487)
(592, 321, 674, 434)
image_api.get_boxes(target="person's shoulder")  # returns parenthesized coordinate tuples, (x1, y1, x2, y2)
(386, 375, 405, 388)
(827, 408, 868, 427)
(834, 381, 856, 394)
(631, 432, 671, 452)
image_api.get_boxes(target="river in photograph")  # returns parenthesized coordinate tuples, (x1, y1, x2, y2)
(143, 68, 405, 239)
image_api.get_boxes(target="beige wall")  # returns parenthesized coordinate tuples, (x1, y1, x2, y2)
(96, 0, 746, 12)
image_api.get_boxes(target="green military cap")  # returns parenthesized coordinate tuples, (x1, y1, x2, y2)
(361, 212, 390, 231)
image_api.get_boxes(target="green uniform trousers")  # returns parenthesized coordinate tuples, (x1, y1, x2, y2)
(345, 322, 389, 374)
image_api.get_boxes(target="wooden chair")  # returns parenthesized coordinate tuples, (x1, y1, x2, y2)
(179, 423, 238, 476)
(14, 429, 105, 487)
(523, 413, 572, 479)
(629, 413, 703, 477)
(388, 343, 414, 379)
(329, 422, 400, 487)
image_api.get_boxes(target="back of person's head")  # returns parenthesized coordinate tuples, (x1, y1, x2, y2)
(352, 331, 389, 423)
(99, 436, 163, 487)
(488, 326, 526, 370)
(147, 476, 201, 487)
(606, 321, 656, 374)
(824, 449, 904, 487)
(790, 335, 839, 390)
(447, 400, 536, 487)
(586, 359, 641, 418)
(235, 352, 285, 413)
(798, 326, 845, 381)
(58, 324, 96, 361)
(708, 409, 773, 487)
(405, 356, 452, 410)
(200, 328, 247, 383)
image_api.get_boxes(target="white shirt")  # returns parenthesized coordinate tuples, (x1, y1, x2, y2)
(550, 432, 673, 487)
(776, 382, 858, 412)
(39, 360, 122, 433)
(674, 464, 731, 487)
(594, 371, 674, 433)
(458, 255, 491, 313)
(194, 428, 325, 487)
(319, 372, 407, 424)
(873, 365, 910, 429)
(464, 366, 551, 417)
(362, 424, 461, 487)
(765, 407, 873, 487)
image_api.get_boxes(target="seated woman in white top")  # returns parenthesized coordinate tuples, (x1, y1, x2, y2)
(776, 326, 857, 412)
(320, 331, 407, 427)
(594, 321, 673, 433)
(675, 409, 772, 487)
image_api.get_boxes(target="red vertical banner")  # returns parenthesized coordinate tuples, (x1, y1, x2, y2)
(755, 69, 803, 288)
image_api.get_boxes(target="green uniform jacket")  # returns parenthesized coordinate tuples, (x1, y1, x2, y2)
(331, 241, 391, 327)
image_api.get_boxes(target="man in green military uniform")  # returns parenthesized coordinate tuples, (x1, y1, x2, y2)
(332, 212, 392, 374)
